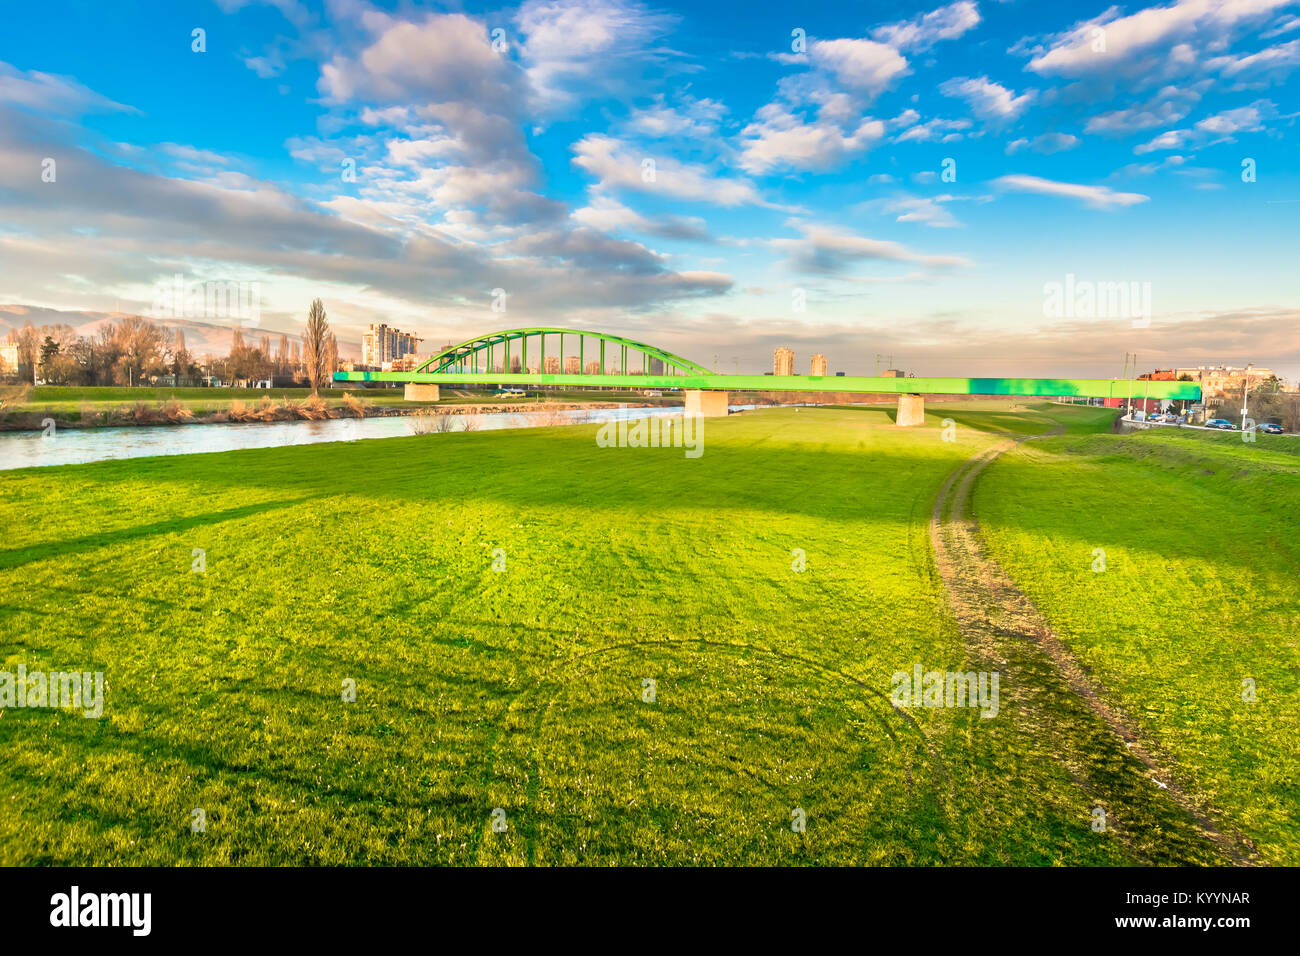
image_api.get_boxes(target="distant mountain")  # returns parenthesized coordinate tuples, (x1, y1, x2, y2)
(0, 305, 361, 359)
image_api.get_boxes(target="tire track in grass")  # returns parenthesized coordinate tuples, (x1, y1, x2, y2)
(484, 637, 953, 864)
(930, 421, 1256, 866)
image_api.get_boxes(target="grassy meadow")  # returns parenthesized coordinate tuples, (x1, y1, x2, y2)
(0, 401, 1292, 864)
(976, 424, 1300, 864)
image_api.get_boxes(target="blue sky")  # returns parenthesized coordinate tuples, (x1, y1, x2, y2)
(1, 0, 1297, 377)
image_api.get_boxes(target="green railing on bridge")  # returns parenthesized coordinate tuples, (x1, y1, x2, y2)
(415, 327, 711, 377)
(333, 369, 1201, 401)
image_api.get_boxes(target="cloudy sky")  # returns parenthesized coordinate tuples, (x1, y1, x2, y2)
(1, 0, 1297, 377)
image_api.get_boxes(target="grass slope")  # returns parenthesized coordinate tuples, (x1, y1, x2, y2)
(976, 425, 1300, 864)
(0, 402, 1145, 865)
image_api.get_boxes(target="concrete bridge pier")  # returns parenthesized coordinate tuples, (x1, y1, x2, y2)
(404, 383, 440, 401)
(685, 390, 730, 417)
(896, 393, 925, 426)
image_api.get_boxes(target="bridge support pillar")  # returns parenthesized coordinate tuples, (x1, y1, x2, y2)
(685, 390, 729, 417)
(896, 393, 924, 427)
(403, 383, 440, 401)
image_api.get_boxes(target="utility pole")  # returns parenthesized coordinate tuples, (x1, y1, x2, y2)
(1241, 363, 1253, 430)
(1125, 352, 1136, 416)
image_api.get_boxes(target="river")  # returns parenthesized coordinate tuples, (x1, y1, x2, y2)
(0, 404, 761, 471)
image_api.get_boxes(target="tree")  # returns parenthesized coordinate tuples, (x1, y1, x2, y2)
(107, 316, 167, 386)
(39, 335, 61, 383)
(171, 329, 195, 380)
(303, 298, 330, 394)
(12, 323, 39, 384)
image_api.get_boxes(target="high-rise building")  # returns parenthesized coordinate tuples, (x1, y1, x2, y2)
(810, 354, 827, 376)
(362, 324, 422, 367)
(544, 355, 561, 374)
(564, 355, 581, 374)
(774, 346, 794, 376)
(585, 361, 602, 375)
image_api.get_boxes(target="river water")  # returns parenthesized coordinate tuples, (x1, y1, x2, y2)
(0, 404, 761, 471)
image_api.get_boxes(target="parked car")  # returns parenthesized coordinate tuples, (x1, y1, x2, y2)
(1206, 418, 1237, 430)
(1258, 422, 1284, 434)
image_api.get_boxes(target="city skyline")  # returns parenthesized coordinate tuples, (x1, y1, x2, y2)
(1, 0, 1297, 379)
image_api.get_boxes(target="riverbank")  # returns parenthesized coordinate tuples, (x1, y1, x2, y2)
(0, 402, 708, 470)
(0, 386, 675, 431)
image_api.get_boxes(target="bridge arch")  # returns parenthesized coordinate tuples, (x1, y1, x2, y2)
(416, 327, 710, 377)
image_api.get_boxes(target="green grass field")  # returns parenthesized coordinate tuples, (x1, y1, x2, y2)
(976, 423, 1300, 864)
(0, 401, 1293, 864)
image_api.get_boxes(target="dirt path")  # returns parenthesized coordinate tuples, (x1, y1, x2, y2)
(930, 420, 1256, 865)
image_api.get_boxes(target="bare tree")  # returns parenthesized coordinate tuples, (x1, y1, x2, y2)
(303, 298, 330, 395)
(109, 316, 168, 386)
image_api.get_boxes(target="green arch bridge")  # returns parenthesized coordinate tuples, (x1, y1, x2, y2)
(334, 326, 1199, 420)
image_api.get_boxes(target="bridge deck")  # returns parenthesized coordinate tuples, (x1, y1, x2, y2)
(334, 371, 1200, 400)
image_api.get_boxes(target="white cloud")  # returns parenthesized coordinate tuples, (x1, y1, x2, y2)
(1133, 99, 1277, 152)
(739, 103, 886, 174)
(806, 39, 909, 96)
(1025, 0, 1295, 80)
(1005, 132, 1080, 154)
(872, 1, 982, 51)
(1085, 85, 1205, 134)
(571, 194, 711, 240)
(1209, 38, 1300, 83)
(572, 134, 767, 206)
(516, 0, 678, 113)
(894, 116, 972, 143)
(0, 61, 133, 115)
(772, 223, 971, 273)
(992, 174, 1150, 209)
(624, 95, 726, 138)
(741, 34, 905, 174)
(862, 193, 982, 228)
(319, 13, 516, 107)
(1261, 13, 1300, 37)
(940, 75, 1035, 122)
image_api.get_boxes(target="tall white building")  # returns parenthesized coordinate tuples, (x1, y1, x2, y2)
(362, 324, 421, 367)
(774, 346, 794, 376)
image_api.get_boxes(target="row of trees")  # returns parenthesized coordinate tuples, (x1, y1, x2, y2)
(2, 300, 338, 392)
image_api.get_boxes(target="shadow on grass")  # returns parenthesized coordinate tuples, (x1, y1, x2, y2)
(0, 498, 313, 571)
